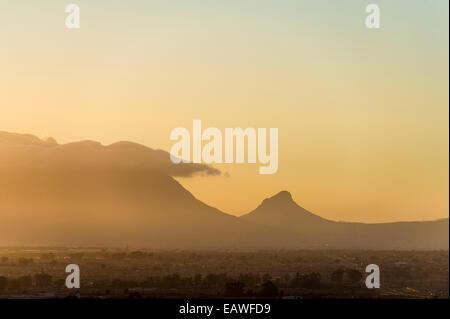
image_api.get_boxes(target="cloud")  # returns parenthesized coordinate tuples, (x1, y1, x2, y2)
(0, 131, 221, 177)
(165, 160, 221, 177)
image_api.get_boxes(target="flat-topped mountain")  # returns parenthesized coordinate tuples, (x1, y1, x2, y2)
(0, 131, 288, 248)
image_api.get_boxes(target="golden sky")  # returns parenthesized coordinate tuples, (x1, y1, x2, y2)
(0, 0, 448, 222)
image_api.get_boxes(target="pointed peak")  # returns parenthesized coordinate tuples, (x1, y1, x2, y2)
(44, 136, 58, 144)
(262, 190, 294, 205)
(271, 190, 293, 200)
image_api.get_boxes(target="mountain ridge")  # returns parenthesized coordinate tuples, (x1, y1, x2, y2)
(242, 190, 448, 249)
(0, 131, 448, 249)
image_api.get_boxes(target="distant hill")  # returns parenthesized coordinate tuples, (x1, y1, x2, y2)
(241, 191, 449, 249)
(0, 131, 448, 249)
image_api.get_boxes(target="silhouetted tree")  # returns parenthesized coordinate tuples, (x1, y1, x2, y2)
(194, 273, 202, 286)
(128, 291, 142, 298)
(0, 276, 7, 292)
(8, 275, 32, 290)
(345, 269, 363, 284)
(238, 273, 259, 287)
(34, 273, 53, 288)
(224, 281, 245, 297)
(259, 281, 279, 298)
(262, 273, 271, 282)
(290, 272, 321, 289)
(331, 269, 345, 283)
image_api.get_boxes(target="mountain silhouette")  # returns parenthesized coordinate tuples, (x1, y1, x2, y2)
(241, 190, 330, 229)
(241, 191, 449, 249)
(0, 131, 289, 248)
(0, 131, 448, 249)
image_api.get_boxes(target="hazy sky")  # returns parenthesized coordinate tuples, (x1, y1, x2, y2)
(1, 0, 448, 222)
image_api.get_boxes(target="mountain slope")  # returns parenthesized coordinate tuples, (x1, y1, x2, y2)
(0, 131, 447, 249)
(241, 191, 449, 249)
(240, 190, 332, 230)
(0, 131, 294, 248)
